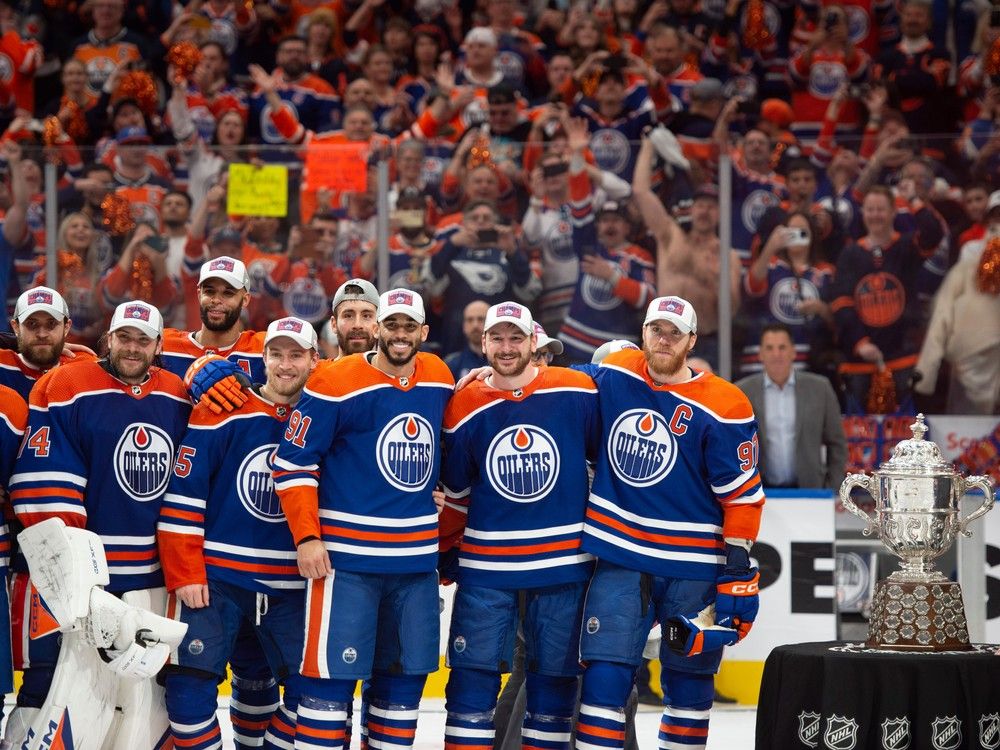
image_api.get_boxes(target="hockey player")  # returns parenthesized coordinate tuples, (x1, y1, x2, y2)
(159, 316, 320, 750)
(439, 302, 599, 750)
(274, 289, 454, 750)
(0, 286, 95, 400)
(328, 278, 379, 357)
(575, 295, 764, 750)
(6, 300, 192, 748)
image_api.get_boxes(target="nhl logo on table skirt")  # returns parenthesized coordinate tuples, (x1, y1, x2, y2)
(114, 423, 175, 501)
(797, 711, 820, 748)
(931, 717, 962, 750)
(485, 425, 560, 503)
(981, 713, 1000, 750)
(880, 717, 910, 750)
(606, 409, 677, 487)
(823, 715, 858, 750)
(376, 414, 434, 491)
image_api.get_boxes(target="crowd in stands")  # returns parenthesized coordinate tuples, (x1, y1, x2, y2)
(0, 0, 997, 416)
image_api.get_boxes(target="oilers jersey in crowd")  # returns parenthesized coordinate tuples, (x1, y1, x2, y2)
(0, 350, 96, 401)
(0, 385, 27, 573)
(9, 361, 191, 592)
(159, 328, 267, 383)
(440, 366, 600, 590)
(583, 349, 765, 581)
(158, 390, 301, 595)
(274, 352, 454, 574)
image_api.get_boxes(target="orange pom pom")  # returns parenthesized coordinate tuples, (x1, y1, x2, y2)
(977, 236, 1000, 295)
(467, 131, 493, 169)
(116, 71, 159, 118)
(167, 42, 202, 84)
(866, 368, 897, 415)
(101, 193, 136, 237)
(985, 36, 1000, 78)
(42, 116, 61, 147)
(742, 0, 772, 51)
(131, 254, 154, 302)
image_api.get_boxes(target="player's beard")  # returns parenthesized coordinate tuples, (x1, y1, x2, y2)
(110, 348, 155, 383)
(644, 346, 688, 382)
(200, 303, 242, 332)
(266, 367, 311, 401)
(337, 327, 376, 355)
(19, 337, 64, 370)
(377, 334, 419, 369)
(489, 348, 531, 378)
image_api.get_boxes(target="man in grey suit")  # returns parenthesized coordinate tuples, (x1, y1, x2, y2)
(736, 324, 847, 489)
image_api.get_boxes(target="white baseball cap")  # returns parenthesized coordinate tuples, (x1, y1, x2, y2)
(987, 189, 1000, 216)
(199, 256, 250, 290)
(265, 316, 318, 350)
(378, 288, 426, 323)
(485, 302, 532, 336)
(14, 286, 68, 323)
(591, 339, 639, 364)
(464, 27, 497, 47)
(532, 321, 563, 355)
(643, 295, 698, 334)
(332, 278, 379, 313)
(109, 301, 163, 339)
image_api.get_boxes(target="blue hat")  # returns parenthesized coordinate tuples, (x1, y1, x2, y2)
(116, 126, 151, 144)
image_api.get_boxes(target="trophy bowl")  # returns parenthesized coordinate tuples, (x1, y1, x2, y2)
(839, 415, 995, 650)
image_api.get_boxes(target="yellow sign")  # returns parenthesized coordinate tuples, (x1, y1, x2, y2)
(226, 163, 289, 217)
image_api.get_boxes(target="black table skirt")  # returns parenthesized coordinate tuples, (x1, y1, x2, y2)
(755, 641, 1000, 749)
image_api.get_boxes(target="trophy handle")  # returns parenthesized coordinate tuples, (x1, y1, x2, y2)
(840, 472, 877, 536)
(956, 475, 996, 537)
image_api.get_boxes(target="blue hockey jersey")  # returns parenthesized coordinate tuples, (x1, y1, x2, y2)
(10, 361, 191, 592)
(160, 328, 266, 384)
(0, 385, 27, 573)
(583, 350, 765, 581)
(273, 352, 454, 574)
(439, 366, 600, 589)
(158, 390, 301, 595)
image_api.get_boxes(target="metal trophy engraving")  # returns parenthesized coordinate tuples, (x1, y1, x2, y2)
(840, 414, 995, 650)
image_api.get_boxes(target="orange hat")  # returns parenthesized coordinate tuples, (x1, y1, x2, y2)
(761, 99, 794, 129)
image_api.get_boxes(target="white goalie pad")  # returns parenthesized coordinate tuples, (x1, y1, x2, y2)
(18, 518, 109, 630)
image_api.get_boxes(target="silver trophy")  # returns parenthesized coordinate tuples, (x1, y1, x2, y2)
(840, 414, 995, 650)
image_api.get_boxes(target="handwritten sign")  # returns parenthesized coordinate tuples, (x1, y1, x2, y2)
(226, 163, 288, 217)
(304, 142, 368, 193)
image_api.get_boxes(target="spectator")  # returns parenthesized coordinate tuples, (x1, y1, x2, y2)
(575, 68, 655, 181)
(360, 45, 408, 134)
(70, 0, 153, 98)
(669, 76, 725, 168)
(161, 190, 194, 316)
(425, 199, 539, 355)
(303, 9, 349, 90)
(736, 323, 848, 489)
(396, 25, 444, 112)
(639, 23, 703, 121)
(99, 222, 177, 323)
(873, 0, 951, 137)
(529, 320, 563, 365)
(486, 0, 547, 96)
(957, 7, 1000, 123)
(633, 134, 740, 370)
(915, 195, 1000, 414)
(828, 185, 943, 408)
(40, 59, 94, 145)
(110, 126, 172, 228)
(741, 211, 835, 376)
(355, 186, 436, 297)
(956, 182, 992, 250)
(444, 299, 489, 379)
(457, 26, 504, 95)
(0, 3, 41, 120)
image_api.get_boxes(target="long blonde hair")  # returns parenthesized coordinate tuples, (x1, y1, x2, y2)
(57, 212, 103, 283)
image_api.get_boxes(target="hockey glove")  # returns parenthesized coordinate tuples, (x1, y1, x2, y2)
(184, 354, 251, 414)
(666, 604, 740, 657)
(714, 542, 760, 642)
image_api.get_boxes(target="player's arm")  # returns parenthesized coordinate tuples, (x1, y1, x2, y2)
(10, 384, 89, 529)
(157, 418, 224, 608)
(0, 388, 28, 487)
(274, 388, 337, 579)
(183, 353, 252, 414)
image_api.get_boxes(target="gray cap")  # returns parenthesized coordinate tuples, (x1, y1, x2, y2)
(690, 77, 724, 102)
(332, 278, 379, 314)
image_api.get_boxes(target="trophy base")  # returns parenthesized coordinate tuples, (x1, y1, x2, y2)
(866, 579, 972, 651)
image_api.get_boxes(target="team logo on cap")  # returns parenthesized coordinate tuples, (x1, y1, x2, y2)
(27, 290, 53, 305)
(606, 409, 677, 487)
(376, 413, 434, 491)
(495, 303, 522, 319)
(486, 426, 560, 503)
(388, 291, 414, 306)
(237, 445, 284, 522)
(123, 304, 151, 322)
(275, 318, 303, 334)
(114, 423, 175, 502)
(209, 258, 235, 272)
(659, 298, 685, 315)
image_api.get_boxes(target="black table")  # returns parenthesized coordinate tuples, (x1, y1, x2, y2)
(755, 641, 1000, 749)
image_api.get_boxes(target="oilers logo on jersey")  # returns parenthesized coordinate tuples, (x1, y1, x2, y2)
(237, 444, 284, 522)
(377, 414, 435, 491)
(606, 410, 678, 487)
(114, 423, 175, 502)
(485, 425, 560, 503)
